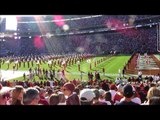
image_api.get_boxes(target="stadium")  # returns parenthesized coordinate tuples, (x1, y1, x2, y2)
(0, 15, 160, 105)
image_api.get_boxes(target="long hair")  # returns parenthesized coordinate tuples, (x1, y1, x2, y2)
(11, 85, 24, 105)
(147, 87, 160, 100)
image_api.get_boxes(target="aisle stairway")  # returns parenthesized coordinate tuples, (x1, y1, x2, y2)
(125, 53, 160, 75)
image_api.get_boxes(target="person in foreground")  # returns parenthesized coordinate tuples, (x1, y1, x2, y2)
(116, 84, 139, 105)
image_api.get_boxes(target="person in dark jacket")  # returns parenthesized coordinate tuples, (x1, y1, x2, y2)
(116, 84, 139, 105)
(63, 82, 80, 105)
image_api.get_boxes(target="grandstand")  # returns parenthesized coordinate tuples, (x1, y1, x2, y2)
(1, 15, 160, 81)
(1, 15, 160, 105)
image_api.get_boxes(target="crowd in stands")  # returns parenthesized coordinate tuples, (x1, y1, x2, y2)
(0, 25, 158, 57)
(1, 15, 160, 105)
(16, 15, 160, 32)
(1, 75, 160, 105)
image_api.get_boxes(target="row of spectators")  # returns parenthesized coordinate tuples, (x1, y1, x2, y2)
(1, 75, 160, 105)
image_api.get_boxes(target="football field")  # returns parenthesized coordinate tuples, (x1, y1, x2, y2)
(0, 55, 131, 81)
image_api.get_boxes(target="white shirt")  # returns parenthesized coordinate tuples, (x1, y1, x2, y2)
(132, 97, 141, 105)
(109, 90, 117, 101)
(49, 81, 54, 87)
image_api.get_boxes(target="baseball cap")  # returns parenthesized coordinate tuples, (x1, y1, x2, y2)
(80, 89, 95, 102)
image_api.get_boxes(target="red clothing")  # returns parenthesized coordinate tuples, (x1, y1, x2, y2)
(73, 80, 77, 86)
(66, 93, 80, 105)
(114, 93, 123, 103)
(54, 81, 58, 86)
(39, 96, 49, 105)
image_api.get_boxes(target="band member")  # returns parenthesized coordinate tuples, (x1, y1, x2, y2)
(27, 59, 30, 68)
(62, 60, 66, 70)
(6, 60, 10, 70)
(102, 68, 105, 76)
(15, 60, 18, 70)
(23, 59, 25, 68)
(62, 69, 65, 78)
(48, 60, 52, 68)
(78, 64, 80, 71)
(19, 60, 21, 68)
(23, 73, 26, 80)
(90, 63, 92, 70)
(31, 59, 34, 67)
(36, 60, 40, 68)
(13, 65, 16, 74)
(94, 62, 96, 67)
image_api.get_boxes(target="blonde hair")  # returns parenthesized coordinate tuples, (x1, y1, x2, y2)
(146, 87, 160, 100)
(11, 85, 24, 105)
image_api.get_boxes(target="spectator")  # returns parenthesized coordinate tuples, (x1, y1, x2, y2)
(131, 92, 141, 105)
(49, 94, 59, 105)
(38, 88, 49, 105)
(79, 89, 95, 105)
(109, 84, 117, 101)
(58, 92, 66, 105)
(0, 92, 7, 105)
(101, 82, 110, 91)
(104, 91, 113, 105)
(113, 83, 124, 104)
(74, 87, 80, 96)
(63, 82, 80, 105)
(142, 87, 160, 105)
(92, 89, 107, 105)
(138, 85, 149, 103)
(149, 97, 160, 105)
(98, 89, 106, 102)
(0, 85, 13, 105)
(0, 85, 10, 105)
(116, 84, 139, 105)
(11, 85, 24, 105)
(45, 89, 53, 102)
(23, 87, 40, 105)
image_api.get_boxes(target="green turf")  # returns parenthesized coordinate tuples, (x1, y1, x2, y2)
(1, 55, 131, 81)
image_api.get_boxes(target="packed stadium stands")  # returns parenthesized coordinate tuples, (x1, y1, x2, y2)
(1, 15, 160, 105)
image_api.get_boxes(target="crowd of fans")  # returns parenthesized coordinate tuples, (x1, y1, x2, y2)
(1, 75, 160, 105)
(0, 25, 158, 57)
(16, 15, 160, 32)
(1, 15, 160, 105)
